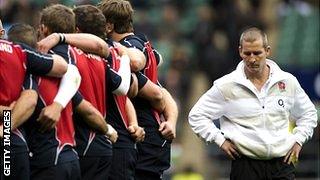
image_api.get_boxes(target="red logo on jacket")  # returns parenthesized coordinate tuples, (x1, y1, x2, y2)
(278, 81, 286, 91)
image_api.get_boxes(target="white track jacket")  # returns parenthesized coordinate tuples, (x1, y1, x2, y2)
(189, 59, 318, 160)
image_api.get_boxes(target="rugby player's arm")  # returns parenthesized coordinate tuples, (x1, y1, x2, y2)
(46, 54, 68, 77)
(136, 73, 165, 112)
(126, 48, 146, 72)
(11, 74, 38, 130)
(126, 98, 145, 142)
(74, 99, 108, 135)
(23, 44, 68, 78)
(11, 89, 38, 130)
(158, 88, 178, 140)
(37, 33, 109, 58)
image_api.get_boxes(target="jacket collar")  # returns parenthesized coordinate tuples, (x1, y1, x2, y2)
(232, 59, 289, 88)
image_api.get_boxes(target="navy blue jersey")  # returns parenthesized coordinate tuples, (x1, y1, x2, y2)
(11, 74, 38, 154)
(105, 46, 136, 149)
(119, 35, 167, 146)
(24, 43, 79, 168)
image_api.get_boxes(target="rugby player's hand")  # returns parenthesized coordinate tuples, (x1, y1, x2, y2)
(114, 42, 128, 56)
(106, 124, 118, 143)
(159, 121, 176, 140)
(128, 125, 145, 142)
(37, 102, 63, 132)
(37, 33, 60, 53)
(221, 140, 241, 160)
(284, 142, 301, 165)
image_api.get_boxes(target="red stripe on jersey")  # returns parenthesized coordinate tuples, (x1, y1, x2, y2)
(143, 41, 158, 83)
(109, 47, 129, 127)
(143, 42, 162, 125)
(37, 77, 76, 150)
(0, 41, 27, 105)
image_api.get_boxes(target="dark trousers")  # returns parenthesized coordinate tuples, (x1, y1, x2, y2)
(31, 159, 81, 180)
(135, 142, 170, 180)
(135, 169, 162, 180)
(79, 155, 112, 180)
(1, 152, 30, 180)
(108, 148, 137, 180)
(230, 156, 295, 180)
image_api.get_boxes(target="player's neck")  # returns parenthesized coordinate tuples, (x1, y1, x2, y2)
(245, 65, 270, 91)
(112, 32, 134, 42)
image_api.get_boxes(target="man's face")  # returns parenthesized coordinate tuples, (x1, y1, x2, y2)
(239, 38, 270, 75)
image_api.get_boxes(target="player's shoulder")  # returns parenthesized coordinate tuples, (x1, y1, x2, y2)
(213, 71, 236, 86)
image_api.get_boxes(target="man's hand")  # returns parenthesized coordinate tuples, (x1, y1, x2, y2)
(37, 33, 60, 53)
(128, 125, 145, 142)
(114, 42, 128, 57)
(106, 124, 118, 143)
(37, 102, 63, 132)
(159, 121, 176, 140)
(221, 140, 241, 160)
(284, 142, 301, 165)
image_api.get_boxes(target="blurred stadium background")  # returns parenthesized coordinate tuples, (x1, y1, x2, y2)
(0, 0, 319, 179)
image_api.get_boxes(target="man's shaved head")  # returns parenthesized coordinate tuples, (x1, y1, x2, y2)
(239, 27, 268, 49)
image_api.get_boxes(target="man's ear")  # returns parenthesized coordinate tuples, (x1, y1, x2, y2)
(239, 46, 244, 58)
(40, 24, 50, 37)
(106, 23, 114, 33)
(75, 27, 81, 33)
(265, 45, 271, 56)
(0, 29, 5, 39)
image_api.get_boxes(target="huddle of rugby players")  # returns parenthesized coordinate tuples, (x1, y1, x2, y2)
(0, 1, 178, 180)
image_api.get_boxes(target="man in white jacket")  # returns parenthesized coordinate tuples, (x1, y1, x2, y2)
(188, 27, 317, 179)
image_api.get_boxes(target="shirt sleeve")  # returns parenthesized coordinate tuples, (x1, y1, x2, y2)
(22, 73, 38, 91)
(290, 77, 318, 146)
(50, 44, 75, 65)
(20, 43, 54, 76)
(188, 84, 226, 147)
(72, 91, 83, 108)
(135, 72, 148, 90)
(106, 64, 122, 92)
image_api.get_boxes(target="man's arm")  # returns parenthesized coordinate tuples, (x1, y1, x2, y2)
(284, 77, 318, 164)
(74, 99, 118, 143)
(37, 64, 81, 131)
(37, 33, 109, 58)
(10, 74, 38, 130)
(126, 98, 145, 142)
(11, 89, 38, 130)
(138, 79, 165, 112)
(22, 43, 68, 78)
(126, 48, 146, 72)
(127, 73, 138, 98)
(188, 85, 226, 146)
(110, 45, 131, 95)
(158, 88, 178, 140)
(290, 77, 318, 146)
(46, 54, 68, 77)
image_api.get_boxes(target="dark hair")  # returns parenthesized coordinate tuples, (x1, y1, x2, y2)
(8, 23, 37, 48)
(40, 4, 75, 33)
(73, 5, 106, 39)
(98, 0, 134, 33)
